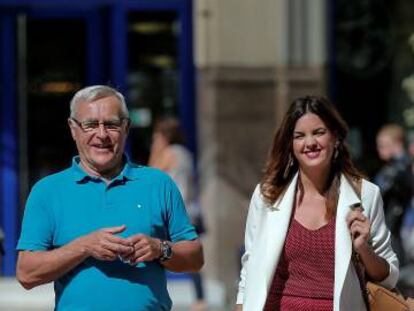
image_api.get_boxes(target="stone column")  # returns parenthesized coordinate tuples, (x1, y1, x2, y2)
(195, 0, 327, 306)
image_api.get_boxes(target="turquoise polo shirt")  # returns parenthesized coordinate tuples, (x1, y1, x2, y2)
(17, 157, 198, 311)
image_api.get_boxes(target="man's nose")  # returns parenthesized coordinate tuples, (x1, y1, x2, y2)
(96, 123, 109, 138)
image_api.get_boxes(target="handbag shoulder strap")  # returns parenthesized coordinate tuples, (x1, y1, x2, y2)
(348, 177, 371, 310)
(352, 248, 371, 310)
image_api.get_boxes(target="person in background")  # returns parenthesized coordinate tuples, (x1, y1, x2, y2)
(16, 85, 204, 311)
(0, 227, 4, 272)
(149, 116, 207, 311)
(398, 132, 414, 295)
(236, 96, 398, 310)
(374, 123, 413, 266)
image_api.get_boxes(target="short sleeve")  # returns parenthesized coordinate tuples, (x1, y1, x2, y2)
(164, 177, 198, 243)
(17, 182, 55, 251)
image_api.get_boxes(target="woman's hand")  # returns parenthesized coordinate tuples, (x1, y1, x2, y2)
(346, 207, 390, 282)
(234, 304, 243, 311)
(346, 207, 371, 253)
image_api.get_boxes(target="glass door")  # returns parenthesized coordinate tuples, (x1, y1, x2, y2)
(127, 10, 180, 164)
(24, 17, 85, 185)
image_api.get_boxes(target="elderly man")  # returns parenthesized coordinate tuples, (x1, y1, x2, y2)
(16, 85, 203, 310)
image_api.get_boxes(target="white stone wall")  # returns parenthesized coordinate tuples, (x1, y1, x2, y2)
(194, 0, 328, 306)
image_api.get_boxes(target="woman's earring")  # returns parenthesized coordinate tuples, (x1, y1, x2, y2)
(283, 153, 294, 179)
(333, 142, 339, 160)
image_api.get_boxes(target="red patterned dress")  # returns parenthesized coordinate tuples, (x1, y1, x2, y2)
(263, 217, 335, 311)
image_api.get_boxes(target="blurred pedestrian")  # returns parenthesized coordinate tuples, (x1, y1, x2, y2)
(0, 226, 4, 273)
(149, 116, 207, 311)
(398, 132, 414, 295)
(374, 123, 412, 266)
(401, 132, 414, 261)
(236, 96, 398, 310)
(16, 85, 203, 310)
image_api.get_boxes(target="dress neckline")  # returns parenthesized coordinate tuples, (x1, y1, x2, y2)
(293, 217, 334, 232)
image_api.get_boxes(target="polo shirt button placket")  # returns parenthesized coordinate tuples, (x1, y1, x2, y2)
(104, 185, 114, 209)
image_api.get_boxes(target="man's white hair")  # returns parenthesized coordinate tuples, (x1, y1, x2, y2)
(70, 85, 129, 118)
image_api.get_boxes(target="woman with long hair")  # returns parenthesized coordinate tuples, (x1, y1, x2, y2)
(235, 96, 398, 310)
(149, 117, 207, 311)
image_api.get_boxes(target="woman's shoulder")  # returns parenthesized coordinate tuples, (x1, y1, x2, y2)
(250, 183, 279, 210)
(251, 184, 262, 201)
(361, 178, 381, 196)
(170, 144, 192, 157)
(344, 174, 380, 196)
(250, 184, 267, 207)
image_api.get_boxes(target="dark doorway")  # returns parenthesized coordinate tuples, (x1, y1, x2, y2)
(25, 18, 85, 186)
(331, 0, 414, 177)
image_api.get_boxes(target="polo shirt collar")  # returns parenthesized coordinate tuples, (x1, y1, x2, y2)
(71, 155, 138, 183)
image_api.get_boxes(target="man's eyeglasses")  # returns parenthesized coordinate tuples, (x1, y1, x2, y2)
(70, 117, 129, 132)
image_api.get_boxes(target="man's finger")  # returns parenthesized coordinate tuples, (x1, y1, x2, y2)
(94, 248, 117, 261)
(126, 233, 146, 244)
(106, 234, 133, 246)
(135, 253, 153, 263)
(102, 240, 134, 254)
(103, 225, 127, 234)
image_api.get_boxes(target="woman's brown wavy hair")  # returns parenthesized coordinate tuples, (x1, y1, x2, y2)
(260, 96, 362, 217)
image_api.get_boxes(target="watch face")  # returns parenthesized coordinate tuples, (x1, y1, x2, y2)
(161, 241, 172, 261)
(165, 244, 172, 258)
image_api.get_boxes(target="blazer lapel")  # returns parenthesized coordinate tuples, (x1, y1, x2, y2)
(264, 174, 298, 292)
(334, 175, 361, 310)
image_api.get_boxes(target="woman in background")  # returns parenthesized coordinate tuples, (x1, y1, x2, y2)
(149, 117, 207, 311)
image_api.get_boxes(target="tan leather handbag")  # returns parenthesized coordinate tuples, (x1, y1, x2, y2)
(366, 280, 414, 311)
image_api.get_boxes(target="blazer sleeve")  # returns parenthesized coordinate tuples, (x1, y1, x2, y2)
(236, 185, 261, 304)
(364, 182, 399, 288)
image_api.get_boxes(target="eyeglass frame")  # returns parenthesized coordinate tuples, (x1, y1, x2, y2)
(69, 117, 130, 133)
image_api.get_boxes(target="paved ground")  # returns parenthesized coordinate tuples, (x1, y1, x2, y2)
(0, 277, 226, 311)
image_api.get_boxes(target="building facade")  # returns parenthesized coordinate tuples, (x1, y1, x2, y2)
(2, 0, 414, 308)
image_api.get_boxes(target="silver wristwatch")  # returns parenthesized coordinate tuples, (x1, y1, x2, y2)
(159, 240, 172, 262)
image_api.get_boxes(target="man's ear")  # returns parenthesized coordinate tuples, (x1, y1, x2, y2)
(68, 118, 76, 140)
(125, 119, 131, 134)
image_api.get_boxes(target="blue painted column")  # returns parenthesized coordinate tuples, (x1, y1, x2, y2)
(0, 13, 18, 276)
(110, 2, 127, 93)
(178, 0, 196, 156)
(109, 2, 130, 153)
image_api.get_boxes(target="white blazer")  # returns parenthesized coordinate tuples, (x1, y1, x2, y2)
(236, 174, 399, 311)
